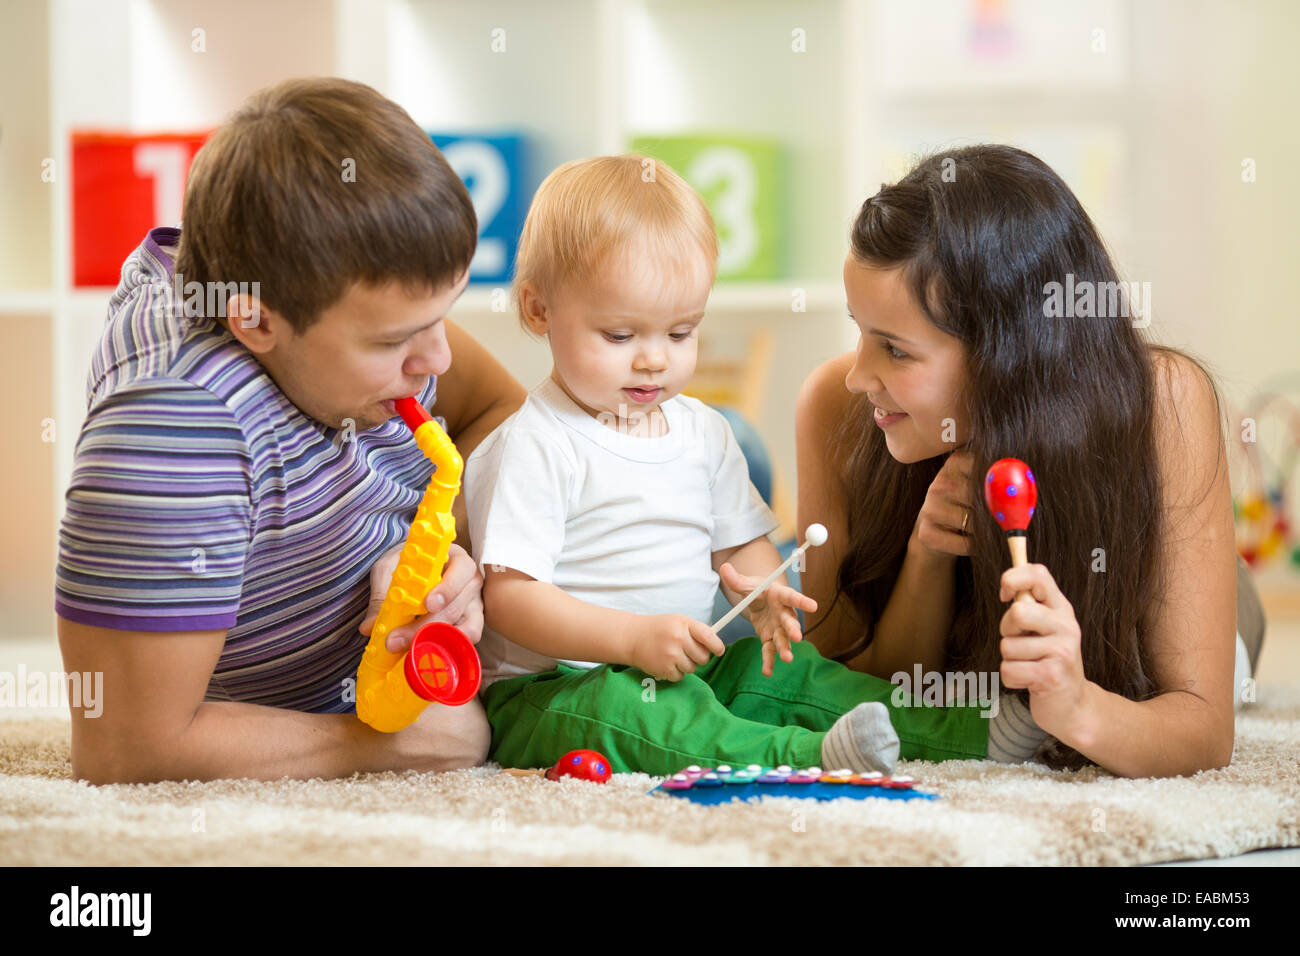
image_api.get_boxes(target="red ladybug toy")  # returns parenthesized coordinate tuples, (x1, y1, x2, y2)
(546, 749, 612, 784)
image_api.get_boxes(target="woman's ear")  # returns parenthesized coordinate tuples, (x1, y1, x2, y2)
(518, 281, 550, 337)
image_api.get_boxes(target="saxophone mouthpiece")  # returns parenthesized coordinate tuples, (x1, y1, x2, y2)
(393, 397, 432, 434)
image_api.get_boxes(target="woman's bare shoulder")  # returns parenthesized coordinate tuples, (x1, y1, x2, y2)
(1147, 347, 1227, 505)
(1149, 347, 1221, 421)
(796, 351, 858, 433)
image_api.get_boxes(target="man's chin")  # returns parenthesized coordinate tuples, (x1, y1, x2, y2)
(315, 410, 388, 433)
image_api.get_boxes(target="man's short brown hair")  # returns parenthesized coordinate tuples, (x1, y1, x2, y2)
(175, 77, 476, 332)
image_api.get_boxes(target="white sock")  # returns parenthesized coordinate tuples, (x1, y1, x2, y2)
(1233, 632, 1251, 712)
(821, 702, 900, 773)
(987, 692, 1051, 763)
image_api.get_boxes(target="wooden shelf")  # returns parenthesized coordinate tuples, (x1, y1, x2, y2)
(0, 292, 54, 314)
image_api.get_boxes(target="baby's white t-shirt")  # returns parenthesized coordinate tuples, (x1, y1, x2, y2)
(464, 375, 779, 687)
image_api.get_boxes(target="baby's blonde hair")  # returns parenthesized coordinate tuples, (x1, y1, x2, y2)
(513, 155, 718, 333)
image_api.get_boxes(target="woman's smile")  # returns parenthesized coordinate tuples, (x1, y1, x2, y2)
(873, 404, 908, 428)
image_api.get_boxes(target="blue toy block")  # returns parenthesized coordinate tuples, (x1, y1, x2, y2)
(430, 133, 529, 284)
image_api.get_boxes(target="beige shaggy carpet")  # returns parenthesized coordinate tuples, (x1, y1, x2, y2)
(2, 685, 1298, 866)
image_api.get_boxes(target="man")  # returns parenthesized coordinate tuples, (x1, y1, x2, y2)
(55, 78, 525, 784)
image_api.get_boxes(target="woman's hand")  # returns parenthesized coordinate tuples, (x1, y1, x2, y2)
(718, 563, 818, 677)
(360, 542, 485, 652)
(998, 562, 1093, 743)
(911, 449, 976, 559)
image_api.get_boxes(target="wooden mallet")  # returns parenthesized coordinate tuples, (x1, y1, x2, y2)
(984, 458, 1038, 604)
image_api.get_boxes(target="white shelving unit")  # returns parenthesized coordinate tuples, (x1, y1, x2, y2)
(3, 0, 1159, 639)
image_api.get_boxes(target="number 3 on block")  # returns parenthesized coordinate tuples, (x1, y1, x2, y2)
(629, 134, 785, 280)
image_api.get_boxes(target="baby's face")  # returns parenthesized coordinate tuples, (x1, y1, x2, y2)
(538, 244, 713, 434)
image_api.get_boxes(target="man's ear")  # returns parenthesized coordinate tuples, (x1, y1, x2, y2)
(517, 281, 550, 337)
(225, 292, 292, 355)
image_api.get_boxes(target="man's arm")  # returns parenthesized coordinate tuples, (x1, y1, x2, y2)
(431, 320, 527, 546)
(434, 319, 527, 458)
(58, 616, 490, 784)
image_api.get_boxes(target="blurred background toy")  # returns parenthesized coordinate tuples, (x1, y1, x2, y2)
(1232, 379, 1300, 571)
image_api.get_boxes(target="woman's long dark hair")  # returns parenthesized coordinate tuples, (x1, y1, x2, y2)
(829, 145, 1221, 770)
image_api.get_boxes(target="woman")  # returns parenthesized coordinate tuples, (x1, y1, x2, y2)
(796, 145, 1265, 778)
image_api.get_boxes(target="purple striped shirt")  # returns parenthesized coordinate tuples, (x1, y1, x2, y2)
(56, 226, 439, 712)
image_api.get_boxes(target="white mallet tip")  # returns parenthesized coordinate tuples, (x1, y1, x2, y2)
(804, 523, 829, 547)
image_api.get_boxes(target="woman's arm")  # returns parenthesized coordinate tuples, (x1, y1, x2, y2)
(1078, 351, 1237, 775)
(849, 537, 957, 680)
(795, 352, 865, 658)
(434, 320, 528, 456)
(1007, 352, 1237, 777)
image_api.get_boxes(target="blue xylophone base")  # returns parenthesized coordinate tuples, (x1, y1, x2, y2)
(651, 764, 939, 805)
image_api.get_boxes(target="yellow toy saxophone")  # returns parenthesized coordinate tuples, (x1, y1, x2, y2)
(355, 397, 481, 733)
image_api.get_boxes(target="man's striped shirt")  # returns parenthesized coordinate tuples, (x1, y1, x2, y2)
(55, 226, 439, 712)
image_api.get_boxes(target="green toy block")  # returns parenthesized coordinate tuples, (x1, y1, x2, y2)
(629, 134, 786, 280)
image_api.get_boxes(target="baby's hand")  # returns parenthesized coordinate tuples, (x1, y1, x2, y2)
(630, 614, 726, 682)
(718, 563, 818, 678)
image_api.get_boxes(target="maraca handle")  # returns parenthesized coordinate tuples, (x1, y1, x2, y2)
(1005, 535, 1034, 604)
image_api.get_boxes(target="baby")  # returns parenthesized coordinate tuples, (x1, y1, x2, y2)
(465, 155, 900, 776)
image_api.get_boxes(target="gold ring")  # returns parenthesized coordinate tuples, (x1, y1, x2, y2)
(960, 511, 969, 534)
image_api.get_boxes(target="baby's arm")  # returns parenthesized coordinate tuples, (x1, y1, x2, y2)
(483, 568, 636, 663)
(715, 535, 818, 677)
(715, 535, 785, 606)
(483, 568, 725, 681)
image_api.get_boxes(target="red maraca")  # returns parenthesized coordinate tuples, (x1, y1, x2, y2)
(984, 458, 1038, 604)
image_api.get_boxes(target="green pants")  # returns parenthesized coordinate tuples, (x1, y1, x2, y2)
(482, 635, 990, 775)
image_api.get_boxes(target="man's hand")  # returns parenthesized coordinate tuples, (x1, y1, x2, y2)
(718, 563, 817, 677)
(360, 542, 484, 651)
